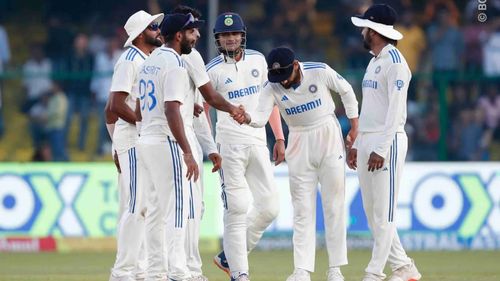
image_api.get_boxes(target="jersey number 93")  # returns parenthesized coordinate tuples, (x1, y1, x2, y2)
(139, 79, 157, 111)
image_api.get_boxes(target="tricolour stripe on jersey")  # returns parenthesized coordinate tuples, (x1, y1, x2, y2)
(129, 46, 145, 60)
(245, 49, 264, 57)
(188, 181, 194, 219)
(217, 143, 228, 210)
(128, 147, 137, 213)
(168, 136, 183, 228)
(125, 48, 136, 61)
(206, 57, 223, 71)
(303, 62, 326, 70)
(389, 49, 401, 64)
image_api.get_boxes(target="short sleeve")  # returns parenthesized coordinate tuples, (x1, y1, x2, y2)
(184, 50, 210, 88)
(110, 60, 136, 94)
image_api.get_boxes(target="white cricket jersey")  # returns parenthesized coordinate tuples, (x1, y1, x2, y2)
(249, 62, 358, 130)
(137, 47, 190, 143)
(109, 46, 147, 153)
(193, 91, 217, 155)
(357, 44, 411, 157)
(206, 49, 268, 145)
(182, 48, 210, 129)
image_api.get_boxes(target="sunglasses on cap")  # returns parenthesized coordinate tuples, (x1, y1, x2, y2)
(267, 62, 294, 75)
(147, 23, 160, 31)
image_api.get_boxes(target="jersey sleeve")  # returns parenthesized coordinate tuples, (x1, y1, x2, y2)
(193, 111, 217, 155)
(373, 63, 411, 158)
(110, 60, 136, 94)
(163, 66, 188, 103)
(185, 50, 210, 88)
(248, 84, 277, 128)
(324, 65, 359, 119)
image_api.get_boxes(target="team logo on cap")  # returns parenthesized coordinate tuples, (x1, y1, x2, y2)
(272, 62, 281, 69)
(375, 66, 381, 74)
(251, 69, 259, 77)
(395, 80, 404, 90)
(224, 16, 233, 26)
(309, 84, 318, 93)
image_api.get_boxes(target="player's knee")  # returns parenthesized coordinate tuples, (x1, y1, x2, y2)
(259, 203, 280, 223)
(226, 198, 249, 216)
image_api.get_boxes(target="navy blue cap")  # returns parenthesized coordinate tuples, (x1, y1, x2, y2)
(266, 47, 295, 83)
(161, 13, 204, 36)
(354, 4, 398, 25)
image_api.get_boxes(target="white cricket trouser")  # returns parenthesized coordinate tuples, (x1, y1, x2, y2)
(138, 137, 191, 281)
(110, 147, 147, 281)
(218, 143, 280, 276)
(285, 117, 348, 272)
(185, 129, 204, 276)
(356, 132, 411, 278)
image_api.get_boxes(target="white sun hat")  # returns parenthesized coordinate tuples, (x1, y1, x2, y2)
(351, 4, 403, 40)
(123, 10, 164, 48)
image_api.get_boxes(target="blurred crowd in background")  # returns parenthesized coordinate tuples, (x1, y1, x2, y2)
(0, 0, 499, 162)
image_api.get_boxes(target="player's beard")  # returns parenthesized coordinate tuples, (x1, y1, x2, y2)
(145, 33, 163, 47)
(180, 36, 193, 55)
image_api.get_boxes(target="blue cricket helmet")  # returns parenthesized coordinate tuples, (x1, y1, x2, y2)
(213, 12, 246, 57)
(213, 12, 246, 34)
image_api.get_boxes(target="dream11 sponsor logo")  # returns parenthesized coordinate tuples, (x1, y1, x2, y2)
(346, 170, 500, 248)
(0, 172, 118, 236)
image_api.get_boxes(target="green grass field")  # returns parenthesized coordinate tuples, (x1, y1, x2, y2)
(1, 250, 499, 281)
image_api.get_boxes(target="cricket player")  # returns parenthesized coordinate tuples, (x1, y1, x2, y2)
(105, 10, 164, 281)
(138, 13, 245, 281)
(243, 47, 359, 281)
(348, 4, 421, 281)
(207, 12, 285, 281)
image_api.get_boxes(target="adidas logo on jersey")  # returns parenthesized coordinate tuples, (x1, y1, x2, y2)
(383, 167, 388, 171)
(225, 78, 233, 84)
(281, 95, 289, 101)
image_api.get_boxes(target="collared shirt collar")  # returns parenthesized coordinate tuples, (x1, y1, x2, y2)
(370, 43, 394, 60)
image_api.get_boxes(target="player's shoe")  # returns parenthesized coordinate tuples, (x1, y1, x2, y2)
(213, 251, 230, 276)
(387, 260, 421, 281)
(286, 269, 311, 281)
(361, 273, 384, 281)
(230, 273, 250, 281)
(327, 267, 345, 281)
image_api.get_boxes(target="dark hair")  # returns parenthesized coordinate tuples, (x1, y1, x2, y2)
(172, 5, 202, 19)
(164, 33, 175, 42)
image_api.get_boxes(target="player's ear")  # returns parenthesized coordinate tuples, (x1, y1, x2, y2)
(175, 31, 182, 42)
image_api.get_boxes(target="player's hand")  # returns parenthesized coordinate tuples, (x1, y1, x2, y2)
(230, 105, 246, 124)
(113, 150, 121, 173)
(347, 148, 357, 170)
(208, 153, 222, 172)
(367, 151, 384, 172)
(193, 103, 204, 117)
(273, 139, 285, 166)
(183, 153, 199, 181)
(345, 128, 358, 150)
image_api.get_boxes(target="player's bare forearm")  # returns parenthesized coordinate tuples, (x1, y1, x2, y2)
(104, 98, 119, 124)
(109, 91, 137, 124)
(165, 101, 199, 181)
(199, 83, 239, 114)
(165, 101, 192, 155)
(269, 106, 285, 141)
(135, 99, 142, 122)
